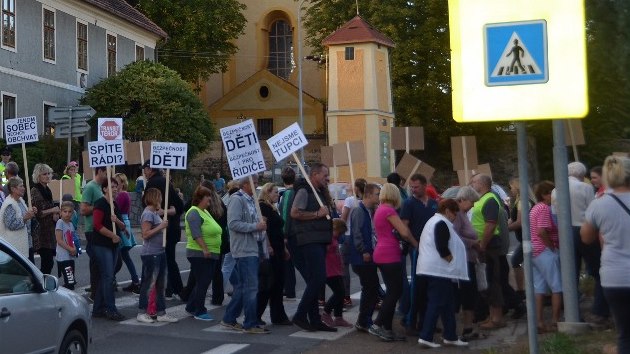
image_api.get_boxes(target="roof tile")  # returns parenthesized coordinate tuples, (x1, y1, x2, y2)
(322, 15, 395, 48)
(82, 0, 167, 38)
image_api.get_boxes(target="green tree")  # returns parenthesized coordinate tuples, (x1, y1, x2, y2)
(81, 61, 215, 158)
(129, 0, 247, 86)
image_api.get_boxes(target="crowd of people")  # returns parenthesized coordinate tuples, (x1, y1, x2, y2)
(0, 145, 629, 352)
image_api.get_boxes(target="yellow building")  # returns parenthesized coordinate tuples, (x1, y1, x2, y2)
(201, 0, 325, 139)
(200, 2, 395, 179)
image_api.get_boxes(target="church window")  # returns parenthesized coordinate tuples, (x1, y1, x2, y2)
(268, 20, 293, 79)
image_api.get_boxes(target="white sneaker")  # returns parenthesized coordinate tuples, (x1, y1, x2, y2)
(418, 338, 442, 348)
(443, 338, 468, 347)
(156, 314, 178, 323)
(137, 313, 154, 323)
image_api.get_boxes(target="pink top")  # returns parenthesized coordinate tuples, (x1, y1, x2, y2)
(326, 236, 343, 277)
(373, 204, 401, 264)
(529, 202, 559, 257)
(115, 191, 131, 214)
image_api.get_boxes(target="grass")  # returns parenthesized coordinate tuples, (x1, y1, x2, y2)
(484, 330, 617, 354)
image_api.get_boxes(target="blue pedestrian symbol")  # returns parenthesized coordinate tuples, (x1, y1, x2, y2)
(485, 20, 548, 86)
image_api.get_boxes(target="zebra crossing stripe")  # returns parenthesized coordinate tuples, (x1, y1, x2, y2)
(200, 343, 249, 354)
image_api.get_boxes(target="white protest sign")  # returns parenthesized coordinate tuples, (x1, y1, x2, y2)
(220, 119, 266, 179)
(87, 140, 125, 167)
(97, 118, 123, 141)
(266, 122, 308, 162)
(4, 116, 38, 145)
(150, 142, 188, 170)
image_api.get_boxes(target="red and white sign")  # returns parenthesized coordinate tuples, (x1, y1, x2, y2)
(98, 118, 123, 141)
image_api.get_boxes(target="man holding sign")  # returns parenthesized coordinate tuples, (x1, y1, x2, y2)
(290, 163, 336, 332)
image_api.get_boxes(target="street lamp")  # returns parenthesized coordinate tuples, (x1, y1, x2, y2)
(297, 0, 307, 165)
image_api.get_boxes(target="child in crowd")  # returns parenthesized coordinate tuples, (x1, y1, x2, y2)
(55, 201, 77, 289)
(321, 219, 353, 328)
(137, 188, 178, 324)
(62, 194, 81, 255)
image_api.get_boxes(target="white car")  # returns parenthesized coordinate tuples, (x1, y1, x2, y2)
(0, 238, 91, 354)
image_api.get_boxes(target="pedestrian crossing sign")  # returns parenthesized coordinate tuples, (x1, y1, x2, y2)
(485, 20, 548, 86)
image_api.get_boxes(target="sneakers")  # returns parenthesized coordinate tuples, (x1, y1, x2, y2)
(194, 313, 214, 321)
(443, 338, 469, 347)
(354, 322, 370, 333)
(369, 324, 394, 342)
(343, 296, 353, 308)
(385, 330, 406, 341)
(312, 321, 338, 332)
(157, 314, 179, 323)
(221, 321, 244, 331)
(321, 311, 334, 327)
(292, 317, 314, 331)
(244, 325, 271, 334)
(137, 313, 155, 323)
(105, 311, 126, 321)
(418, 338, 442, 348)
(333, 317, 353, 328)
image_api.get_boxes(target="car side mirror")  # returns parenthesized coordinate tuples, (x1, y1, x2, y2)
(43, 274, 59, 292)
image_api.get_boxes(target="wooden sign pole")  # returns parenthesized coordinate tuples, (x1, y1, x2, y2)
(162, 168, 170, 247)
(405, 127, 410, 154)
(405, 160, 422, 188)
(567, 123, 579, 162)
(346, 142, 355, 184)
(140, 141, 147, 191)
(106, 166, 116, 235)
(248, 174, 263, 221)
(22, 143, 32, 208)
(292, 153, 330, 220)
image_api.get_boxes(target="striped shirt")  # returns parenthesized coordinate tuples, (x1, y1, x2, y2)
(529, 202, 559, 257)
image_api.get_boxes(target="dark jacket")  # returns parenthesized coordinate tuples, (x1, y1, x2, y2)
(260, 202, 285, 258)
(348, 202, 375, 265)
(293, 179, 332, 246)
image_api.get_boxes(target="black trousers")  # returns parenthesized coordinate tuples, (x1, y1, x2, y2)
(352, 264, 380, 327)
(375, 262, 404, 330)
(38, 248, 55, 275)
(324, 275, 345, 317)
(165, 229, 183, 296)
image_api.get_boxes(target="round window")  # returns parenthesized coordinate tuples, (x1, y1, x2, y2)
(259, 85, 270, 99)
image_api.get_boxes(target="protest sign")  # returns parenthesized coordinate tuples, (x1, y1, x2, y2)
(97, 118, 123, 141)
(266, 122, 308, 161)
(4, 116, 39, 207)
(4, 116, 38, 145)
(150, 142, 188, 246)
(81, 150, 93, 181)
(49, 179, 75, 202)
(88, 140, 125, 167)
(126, 140, 153, 165)
(457, 163, 492, 186)
(150, 142, 188, 170)
(395, 153, 436, 186)
(391, 127, 425, 152)
(320, 145, 336, 183)
(220, 119, 266, 179)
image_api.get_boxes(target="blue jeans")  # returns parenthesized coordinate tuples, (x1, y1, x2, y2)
(294, 243, 327, 324)
(186, 257, 217, 316)
(120, 247, 139, 284)
(221, 252, 238, 290)
(403, 249, 419, 327)
(92, 244, 117, 314)
(222, 256, 259, 329)
(138, 253, 167, 315)
(419, 275, 458, 342)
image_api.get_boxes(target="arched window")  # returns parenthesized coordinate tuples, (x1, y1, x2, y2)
(267, 20, 293, 80)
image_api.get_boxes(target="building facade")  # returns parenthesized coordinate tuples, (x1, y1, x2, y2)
(0, 0, 166, 137)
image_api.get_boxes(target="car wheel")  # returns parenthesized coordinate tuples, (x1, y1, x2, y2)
(59, 329, 86, 354)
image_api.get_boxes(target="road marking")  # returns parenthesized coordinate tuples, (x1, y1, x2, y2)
(200, 344, 249, 354)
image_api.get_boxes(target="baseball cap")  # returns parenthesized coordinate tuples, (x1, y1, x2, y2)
(68, 161, 79, 167)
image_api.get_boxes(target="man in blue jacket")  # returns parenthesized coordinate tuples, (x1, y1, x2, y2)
(348, 183, 381, 332)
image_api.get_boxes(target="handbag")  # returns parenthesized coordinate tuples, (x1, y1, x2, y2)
(475, 260, 488, 291)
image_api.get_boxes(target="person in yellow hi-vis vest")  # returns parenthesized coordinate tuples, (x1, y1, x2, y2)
(61, 161, 82, 210)
(0, 146, 12, 186)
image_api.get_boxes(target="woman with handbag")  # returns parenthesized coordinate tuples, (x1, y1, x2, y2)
(582, 156, 630, 354)
(454, 186, 484, 341)
(31, 163, 60, 274)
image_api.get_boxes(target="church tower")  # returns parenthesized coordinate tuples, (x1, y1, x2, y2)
(323, 16, 396, 180)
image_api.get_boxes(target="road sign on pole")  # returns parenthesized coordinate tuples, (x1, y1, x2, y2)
(48, 106, 96, 123)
